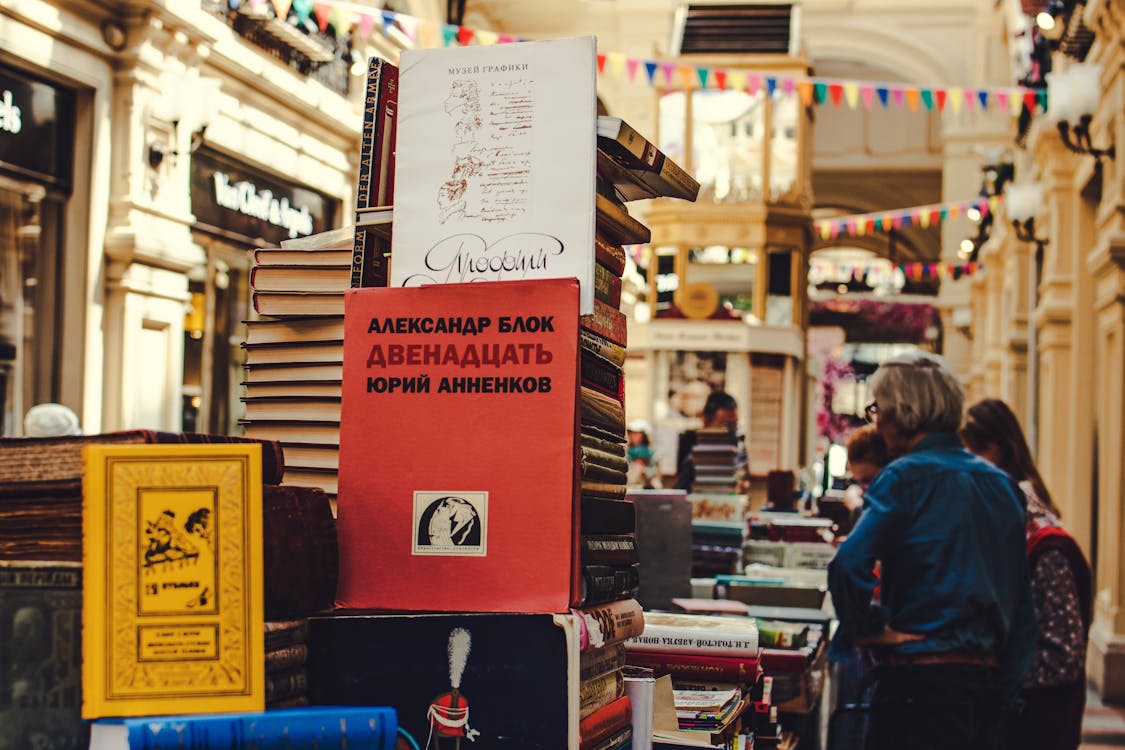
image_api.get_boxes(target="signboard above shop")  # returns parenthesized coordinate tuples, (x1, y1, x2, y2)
(190, 148, 339, 246)
(0, 64, 75, 191)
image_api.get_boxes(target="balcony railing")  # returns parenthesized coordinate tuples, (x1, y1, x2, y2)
(203, 0, 353, 97)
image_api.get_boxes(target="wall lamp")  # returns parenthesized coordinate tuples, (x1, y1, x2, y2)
(1005, 181, 1048, 247)
(147, 75, 221, 170)
(1036, 0, 1072, 38)
(1047, 63, 1116, 162)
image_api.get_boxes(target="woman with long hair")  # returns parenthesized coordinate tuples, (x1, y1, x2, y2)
(960, 398, 1091, 750)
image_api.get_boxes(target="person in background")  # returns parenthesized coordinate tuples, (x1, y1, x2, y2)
(674, 390, 743, 491)
(842, 424, 889, 521)
(626, 419, 662, 489)
(960, 398, 1091, 750)
(23, 403, 82, 437)
(827, 351, 1036, 750)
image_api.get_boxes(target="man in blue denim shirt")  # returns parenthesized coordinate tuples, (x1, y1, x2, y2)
(828, 351, 1036, 750)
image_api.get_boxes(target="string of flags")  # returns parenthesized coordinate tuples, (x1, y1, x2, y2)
(811, 258, 984, 282)
(241, 1, 1051, 117)
(814, 196, 1001, 241)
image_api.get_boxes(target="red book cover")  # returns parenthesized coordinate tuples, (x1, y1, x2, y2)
(579, 695, 632, 750)
(335, 279, 581, 612)
(624, 649, 762, 684)
(595, 231, 627, 277)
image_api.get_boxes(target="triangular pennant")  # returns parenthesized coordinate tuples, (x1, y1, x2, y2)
(948, 204, 960, 218)
(911, 263, 924, 282)
(797, 80, 813, 106)
(948, 87, 963, 114)
(935, 89, 947, 111)
(905, 88, 920, 112)
(271, 0, 292, 21)
(626, 58, 640, 83)
(964, 88, 976, 111)
(357, 12, 375, 39)
(782, 77, 795, 96)
(901, 213, 912, 227)
(476, 30, 499, 45)
(441, 25, 458, 46)
(939, 208, 949, 221)
(397, 14, 418, 41)
(880, 215, 893, 231)
(892, 88, 905, 109)
(747, 73, 761, 95)
(989, 196, 1001, 214)
(876, 86, 890, 108)
(1010, 89, 1025, 117)
(644, 61, 659, 85)
(977, 89, 989, 110)
(661, 63, 675, 87)
(819, 223, 832, 241)
(919, 210, 931, 229)
(1023, 89, 1038, 113)
(952, 266, 964, 281)
(892, 214, 903, 229)
(843, 82, 860, 109)
(696, 67, 709, 89)
(596, 54, 607, 74)
(813, 81, 828, 104)
(728, 70, 747, 92)
(498, 34, 516, 44)
(380, 9, 394, 33)
(457, 25, 474, 45)
(608, 53, 626, 79)
(920, 89, 933, 111)
(332, 5, 352, 36)
(765, 76, 777, 97)
(977, 199, 990, 218)
(678, 65, 695, 89)
(856, 218, 866, 237)
(292, 0, 312, 22)
(714, 70, 728, 90)
(861, 84, 874, 109)
(995, 90, 1009, 113)
(828, 83, 843, 107)
(1037, 89, 1048, 112)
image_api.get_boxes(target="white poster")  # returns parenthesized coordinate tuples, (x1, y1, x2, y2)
(391, 36, 598, 313)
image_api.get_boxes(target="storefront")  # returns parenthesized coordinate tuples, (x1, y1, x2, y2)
(187, 148, 340, 434)
(0, 63, 76, 436)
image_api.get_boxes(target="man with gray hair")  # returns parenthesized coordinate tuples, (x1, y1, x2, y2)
(828, 350, 1036, 750)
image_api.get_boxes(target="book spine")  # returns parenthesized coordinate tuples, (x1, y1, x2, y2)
(265, 667, 308, 703)
(579, 460, 628, 486)
(580, 433, 627, 459)
(624, 650, 761, 683)
(580, 497, 636, 536)
(590, 725, 633, 750)
(579, 695, 632, 750)
(580, 446, 629, 474)
(595, 231, 627, 276)
(573, 598, 645, 651)
(581, 535, 638, 566)
(579, 643, 628, 682)
(265, 643, 309, 672)
(119, 707, 398, 749)
(580, 480, 628, 500)
(580, 386, 626, 436)
(594, 262, 623, 308)
(580, 299, 628, 348)
(580, 670, 625, 719)
(604, 120, 699, 200)
(625, 624, 759, 656)
(595, 193, 651, 247)
(351, 59, 397, 289)
(581, 351, 623, 404)
(580, 328, 626, 369)
(580, 563, 640, 606)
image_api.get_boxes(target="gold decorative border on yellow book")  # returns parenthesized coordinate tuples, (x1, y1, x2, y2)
(81, 444, 264, 718)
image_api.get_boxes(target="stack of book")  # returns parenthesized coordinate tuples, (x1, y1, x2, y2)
(243, 224, 387, 506)
(687, 427, 743, 495)
(623, 611, 760, 747)
(264, 617, 312, 709)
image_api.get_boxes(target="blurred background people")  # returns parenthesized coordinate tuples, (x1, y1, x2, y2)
(626, 419, 662, 489)
(961, 398, 1091, 750)
(674, 390, 745, 492)
(828, 351, 1036, 750)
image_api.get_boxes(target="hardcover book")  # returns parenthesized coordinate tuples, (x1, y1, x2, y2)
(308, 612, 581, 749)
(88, 706, 397, 750)
(389, 37, 599, 313)
(351, 56, 398, 289)
(596, 117, 700, 202)
(335, 279, 581, 612)
(0, 561, 84, 749)
(81, 444, 265, 718)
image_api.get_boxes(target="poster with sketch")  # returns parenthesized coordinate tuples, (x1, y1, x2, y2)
(391, 37, 598, 313)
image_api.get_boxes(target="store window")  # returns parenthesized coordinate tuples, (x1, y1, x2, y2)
(0, 65, 74, 435)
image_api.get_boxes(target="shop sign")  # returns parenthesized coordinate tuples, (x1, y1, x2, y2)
(191, 149, 337, 245)
(0, 65, 75, 190)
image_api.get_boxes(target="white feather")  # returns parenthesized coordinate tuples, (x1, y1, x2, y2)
(447, 627, 472, 689)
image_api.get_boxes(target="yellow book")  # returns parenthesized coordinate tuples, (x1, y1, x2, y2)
(81, 444, 265, 718)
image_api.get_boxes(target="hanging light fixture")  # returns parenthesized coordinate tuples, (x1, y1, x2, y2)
(1046, 63, 1116, 162)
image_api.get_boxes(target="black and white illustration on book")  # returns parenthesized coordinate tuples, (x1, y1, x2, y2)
(414, 492, 488, 556)
(438, 77, 532, 224)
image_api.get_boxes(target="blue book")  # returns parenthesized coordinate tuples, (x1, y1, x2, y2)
(88, 706, 398, 749)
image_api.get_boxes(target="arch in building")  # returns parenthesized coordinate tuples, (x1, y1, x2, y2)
(802, 18, 967, 86)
